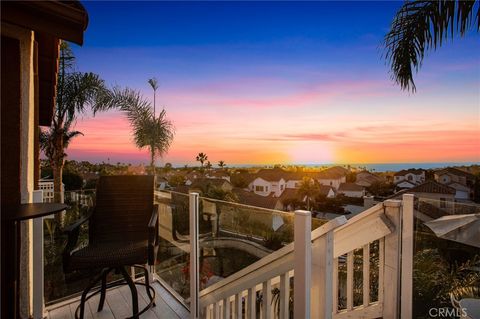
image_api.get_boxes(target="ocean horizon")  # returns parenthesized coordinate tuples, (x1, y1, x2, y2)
(168, 161, 479, 172)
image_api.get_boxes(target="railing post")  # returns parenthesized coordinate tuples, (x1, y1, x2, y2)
(401, 194, 414, 319)
(383, 199, 402, 319)
(311, 216, 345, 319)
(294, 210, 311, 319)
(32, 190, 44, 319)
(189, 192, 200, 319)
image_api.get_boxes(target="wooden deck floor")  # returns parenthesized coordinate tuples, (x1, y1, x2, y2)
(47, 281, 189, 319)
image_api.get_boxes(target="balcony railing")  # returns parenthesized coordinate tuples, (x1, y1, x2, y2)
(32, 189, 479, 319)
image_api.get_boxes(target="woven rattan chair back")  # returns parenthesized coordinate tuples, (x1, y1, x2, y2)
(89, 175, 154, 244)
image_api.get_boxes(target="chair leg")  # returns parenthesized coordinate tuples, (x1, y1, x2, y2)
(97, 268, 110, 312)
(76, 270, 105, 319)
(144, 266, 156, 307)
(120, 267, 139, 319)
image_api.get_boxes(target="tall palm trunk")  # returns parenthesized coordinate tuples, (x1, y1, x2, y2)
(52, 130, 64, 203)
(150, 146, 155, 175)
(52, 131, 65, 227)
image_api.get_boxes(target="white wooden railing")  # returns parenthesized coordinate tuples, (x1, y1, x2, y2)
(198, 194, 414, 319)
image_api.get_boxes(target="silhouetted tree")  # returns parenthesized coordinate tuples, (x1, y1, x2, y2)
(384, 0, 479, 92)
(196, 152, 208, 167)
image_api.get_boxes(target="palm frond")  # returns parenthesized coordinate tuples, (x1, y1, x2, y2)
(384, 0, 479, 92)
(148, 78, 159, 91)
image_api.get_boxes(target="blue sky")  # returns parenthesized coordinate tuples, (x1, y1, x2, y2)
(69, 1, 480, 165)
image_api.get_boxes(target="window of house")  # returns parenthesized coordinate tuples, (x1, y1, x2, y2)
(266, 186, 269, 192)
(330, 181, 333, 186)
(440, 198, 446, 208)
(407, 175, 413, 181)
(255, 186, 264, 192)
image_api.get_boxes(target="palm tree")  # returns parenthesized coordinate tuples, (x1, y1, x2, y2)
(94, 85, 176, 175)
(148, 77, 159, 116)
(297, 177, 320, 210)
(218, 160, 226, 169)
(196, 152, 208, 168)
(205, 161, 213, 170)
(40, 41, 107, 203)
(384, 0, 479, 92)
(129, 108, 174, 175)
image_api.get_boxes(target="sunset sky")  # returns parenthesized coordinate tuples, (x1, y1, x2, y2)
(67, 1, 480, 166)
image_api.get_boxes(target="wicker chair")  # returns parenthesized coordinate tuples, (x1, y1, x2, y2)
(63, 175, 159, 319)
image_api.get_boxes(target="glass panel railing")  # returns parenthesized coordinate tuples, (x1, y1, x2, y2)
(412, 198, 480, 318)
(198, 195, 294, 290)
(154, 190, 192, 302)
(43, 190, 97, 304)
(154, 190, 327, 305)
(198, 195, 328, 318)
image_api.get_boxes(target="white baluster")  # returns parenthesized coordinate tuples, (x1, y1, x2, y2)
(363, 244, 371, 306)
(247, 287, 256, 319)
(262, 280, 271, 319)
(279, 273, 289, 319)
(223, 297, 231, 319)
(346, 251, 354, 311)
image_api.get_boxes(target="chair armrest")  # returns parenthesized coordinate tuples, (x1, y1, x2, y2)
(148, 205, 159, 265)
(63, 209, 93, 234)
(148, 204, 159, 244)
(62, 209, 93, 271)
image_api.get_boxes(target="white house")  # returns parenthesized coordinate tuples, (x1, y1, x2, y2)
(447, 182, 471, 200)
(434, 167, 475, 200)
(249, 177, 286, 197)
(315, 170, 346, 190)
(393, 169, 425, 186)
(337, 183, 365, 198)
(247, 168, 288, 197)
(284, 172, 303, 189)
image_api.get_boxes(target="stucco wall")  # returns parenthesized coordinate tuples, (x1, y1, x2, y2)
(2, 22, 36, 318)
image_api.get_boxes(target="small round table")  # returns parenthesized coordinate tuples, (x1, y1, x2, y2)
(2, 203, 68, 319)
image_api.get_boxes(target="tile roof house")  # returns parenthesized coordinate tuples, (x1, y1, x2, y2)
(205, 170, 231, 182)
(318, 185, 336, 198)
(434, 167, 475, 200)
(232, 188, 283, 210)
(390, 180, 456, 216)
(185, 171, 205, 185)
(312, 168, 347, 190)
(338, 183, 365, 198)
(355, 170, 384, 187)
(248, 168, 288, 197)
(393, 169, 425, 188)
